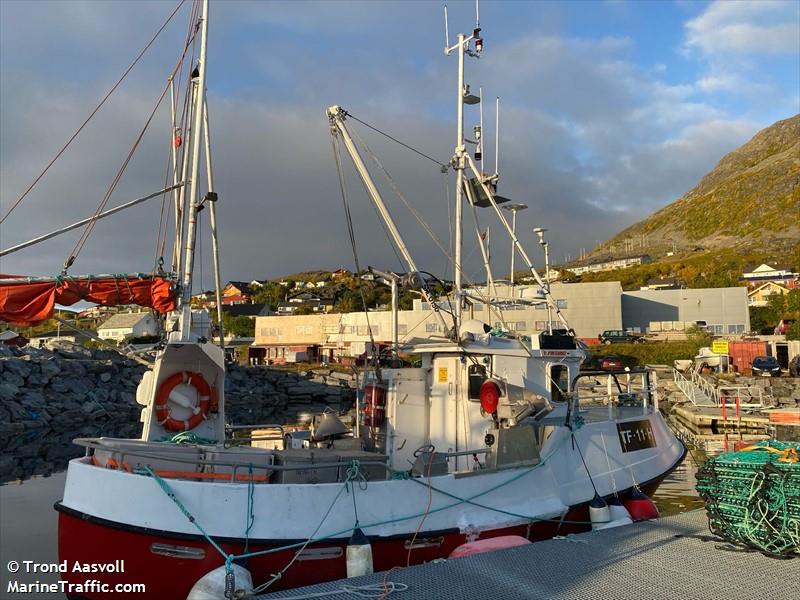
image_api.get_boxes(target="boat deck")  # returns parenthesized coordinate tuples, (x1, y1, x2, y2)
(256, 510, 799, 600)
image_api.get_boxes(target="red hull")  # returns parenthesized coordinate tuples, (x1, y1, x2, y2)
(57, 481, 661, 599)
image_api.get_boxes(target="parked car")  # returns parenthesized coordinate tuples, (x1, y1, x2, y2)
(600, 356, 624, 371)
(751, 355, 782, 377)
(598, 330, 643, 344)
(789, 355, 800, 378)
(774, 319, 796, 335)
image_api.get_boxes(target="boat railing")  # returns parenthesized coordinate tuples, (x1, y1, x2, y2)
(573, 370, 658, 423)
(73, 438, 393, 484)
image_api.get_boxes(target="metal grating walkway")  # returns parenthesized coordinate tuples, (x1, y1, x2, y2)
(256, 510, 799, 600)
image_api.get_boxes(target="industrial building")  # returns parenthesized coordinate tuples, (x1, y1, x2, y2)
(621, 287, 750, 335)
(251, 282, 750, 363)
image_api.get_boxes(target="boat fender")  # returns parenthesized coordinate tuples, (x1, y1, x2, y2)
(624, 487, 660, 521)
(589, 494, 611, 530)
(449, 535, 531, 559)
(346, 527, 373, 578)
(186, 564, 253, 600)
(607, 496, 634, 525)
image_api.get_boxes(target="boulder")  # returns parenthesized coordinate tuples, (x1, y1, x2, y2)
(2, 358, 31, 380)
(0, 382, 20, 401)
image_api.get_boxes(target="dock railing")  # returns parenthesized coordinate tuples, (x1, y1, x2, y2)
(672, 368, 716, 406)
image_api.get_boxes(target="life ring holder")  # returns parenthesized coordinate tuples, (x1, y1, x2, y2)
(155, 371, 212, 432)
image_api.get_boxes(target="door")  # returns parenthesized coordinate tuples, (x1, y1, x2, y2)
(428, 356, 460, 466)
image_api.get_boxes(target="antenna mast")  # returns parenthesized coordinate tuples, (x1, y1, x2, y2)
(444, 1, 483, 331)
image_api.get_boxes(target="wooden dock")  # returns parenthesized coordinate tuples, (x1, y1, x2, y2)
(673, 404, 769, 432)
(256, 510, 798, 600)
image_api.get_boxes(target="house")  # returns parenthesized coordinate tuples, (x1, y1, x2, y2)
(28, 330, 78, 348)
(221, 281, 255, 305)
(331, 268, 351, 279)
(97, 312, 158, 342)
(568, 255, 651, 276)
(740, 263, 796, 286)
(747, 281, 790, 307)
(642, 277, 682, 290)
(276, 292, 333, 315)
(222, 303, 273, 318)
(0, 330, 27, 347)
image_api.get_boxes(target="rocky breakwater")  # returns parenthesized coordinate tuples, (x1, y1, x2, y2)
(0, 344, 357, 435)
(0, 344, 144, 434)
(225, 366, 356, 425)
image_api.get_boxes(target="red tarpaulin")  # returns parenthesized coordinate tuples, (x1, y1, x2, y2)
(0, 274, 177, 326)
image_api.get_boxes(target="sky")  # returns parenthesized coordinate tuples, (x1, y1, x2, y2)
(1, 0, 798, 291)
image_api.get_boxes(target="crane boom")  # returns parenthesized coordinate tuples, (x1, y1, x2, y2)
(327, 105, 450, 335)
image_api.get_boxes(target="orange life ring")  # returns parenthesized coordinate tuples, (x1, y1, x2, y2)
(155, 371, 212, 432)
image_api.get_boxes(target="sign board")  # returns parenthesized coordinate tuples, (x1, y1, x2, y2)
(711, 340, 729, 355)
(617, 420, 657, 452)
(438, 367, 449, 383)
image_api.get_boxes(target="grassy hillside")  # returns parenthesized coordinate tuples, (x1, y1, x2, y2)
(593, 114, 800, 261)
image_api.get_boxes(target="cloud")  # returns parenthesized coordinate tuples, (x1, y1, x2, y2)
(684, 1, 799, 56)
(1, 1, 797, 287)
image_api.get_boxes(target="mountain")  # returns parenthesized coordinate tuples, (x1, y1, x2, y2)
(597, 114, 800, 259)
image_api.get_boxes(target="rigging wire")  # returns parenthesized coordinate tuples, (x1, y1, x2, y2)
(157, 0, 201, 270)
(330, 135, 377, 361)
(0, 0, 188, 226)
(348, 123, 519, 337)
(342, 110, 448, 170)
(65, 20, 200, 272)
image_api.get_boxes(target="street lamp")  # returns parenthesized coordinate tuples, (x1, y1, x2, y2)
(533, 227, 552, 334)
(502, 203, 528, 287)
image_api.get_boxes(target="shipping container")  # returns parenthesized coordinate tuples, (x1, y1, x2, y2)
(728, 340, 768, 375)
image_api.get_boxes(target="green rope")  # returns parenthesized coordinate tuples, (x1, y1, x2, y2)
(696, 440, 800, 557)
(138, 430, 600, 586)
(159, 431, 216, 445)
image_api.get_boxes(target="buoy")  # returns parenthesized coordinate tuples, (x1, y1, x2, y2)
(186, 563, 253, 600)
(589, 494, 611, 530)
(624, 487, 660, 521)
(594, 495, 633, 530)
(346, 527, 373, 578)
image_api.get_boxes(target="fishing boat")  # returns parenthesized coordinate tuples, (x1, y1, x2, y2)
(1, 2, 685, 598)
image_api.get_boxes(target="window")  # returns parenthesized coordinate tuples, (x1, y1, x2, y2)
(398, 324, 408, 335)
(550, 365, 569, 403)
(468, 364, 487, 400)
(473, 303, 484, 312)
(710, 325, 723, 335)
(727, 324, 745, 334)
(514, 321, 527, 331)
(370, 325, 380, 336)
(357, 326, 369, 336)
(555, 299, 567, 309)
(535, 321, 547, 331)
(425, 323, 438, 333)
(535, 303, 546, 310)
(420, 303, 431, 311)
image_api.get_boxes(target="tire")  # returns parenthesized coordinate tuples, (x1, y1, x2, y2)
(603, 340, 612, 345)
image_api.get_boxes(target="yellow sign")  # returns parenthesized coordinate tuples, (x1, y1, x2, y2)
(438, 367, 449, 383)
(711, 340, 729, 355)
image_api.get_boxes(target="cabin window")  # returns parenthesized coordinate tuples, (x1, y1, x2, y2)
(468, 364, 487, 400)
(550, 365, 569, 403)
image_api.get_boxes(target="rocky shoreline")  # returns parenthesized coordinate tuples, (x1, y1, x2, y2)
(0, 343, 356, 436)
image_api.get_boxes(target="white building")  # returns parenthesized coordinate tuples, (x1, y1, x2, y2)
(97, 312, 158, 342)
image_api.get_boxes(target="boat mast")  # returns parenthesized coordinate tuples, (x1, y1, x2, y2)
(179, 0, 209, 339)
(445, 5, 482, 332)
(203, 98, 225, 349)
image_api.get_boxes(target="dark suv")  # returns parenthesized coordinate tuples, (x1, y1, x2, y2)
(751, 356, 781, 377)
(598, 330, 643, 344)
